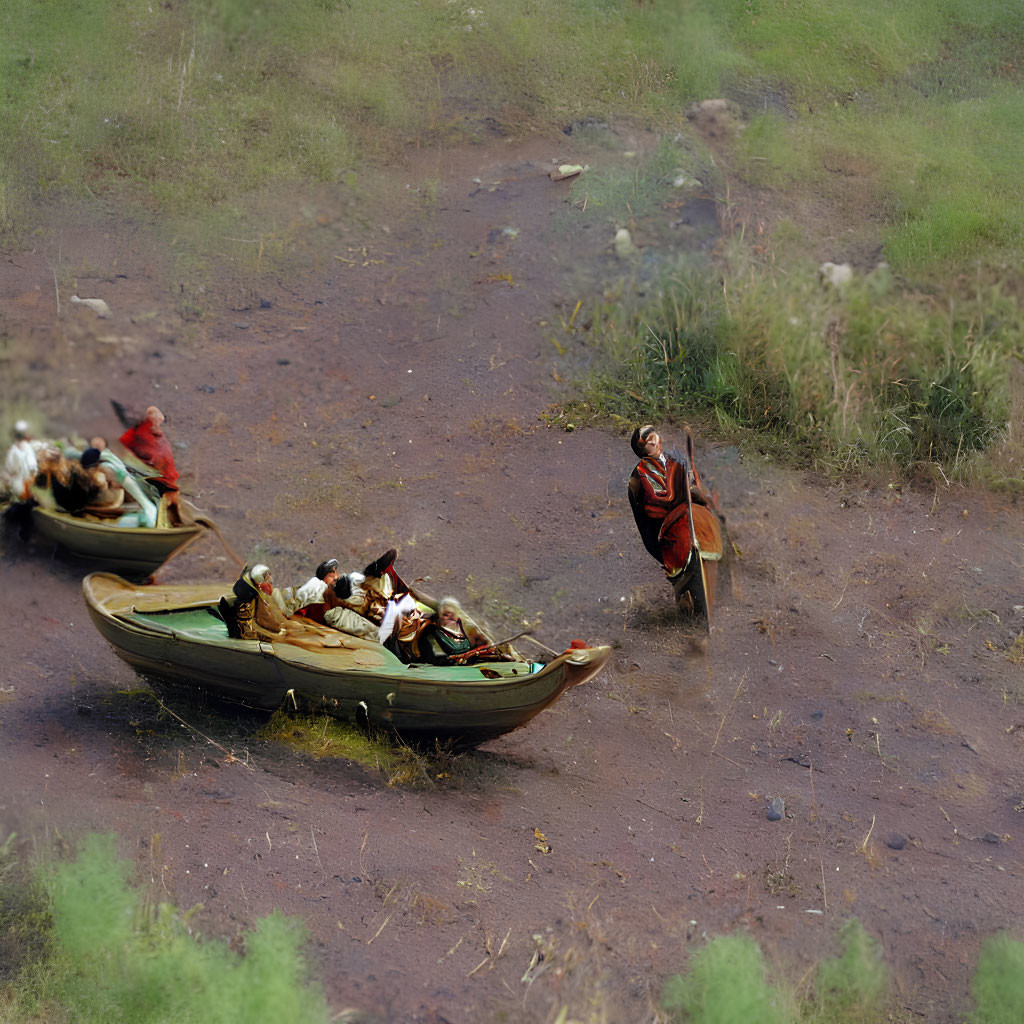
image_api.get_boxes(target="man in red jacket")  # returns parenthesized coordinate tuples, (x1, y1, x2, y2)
(119, 406, 178, 486)
(119, 405, 180, 520)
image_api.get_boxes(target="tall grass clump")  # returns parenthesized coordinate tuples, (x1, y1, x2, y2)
(813, 920, 888, 1022)
(970, 933, 1024, 1024)
(578, 238, 1023, 482)
(0, 833, 330, 1024)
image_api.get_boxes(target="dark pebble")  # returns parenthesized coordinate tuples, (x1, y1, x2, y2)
(233, 322, 250, 329)
(259, 298, 272, 309)
(810, 710, 824, 720)
(766, 796, 785, 821)
(277, 358, 291, 366)
(885, 832, 906, 850)
(982, 832, 1002, 845)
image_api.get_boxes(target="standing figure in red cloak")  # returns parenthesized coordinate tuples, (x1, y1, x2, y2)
(116, 404, 181, 522)
(627, 424, 726, 618)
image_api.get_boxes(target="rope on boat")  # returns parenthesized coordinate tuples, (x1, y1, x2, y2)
(143, 692, 255, 771)
(192, 516, 245, 567)
(155, 513, 245, 575)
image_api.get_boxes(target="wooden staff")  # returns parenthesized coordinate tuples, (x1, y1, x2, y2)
(683, 432, 711, 633)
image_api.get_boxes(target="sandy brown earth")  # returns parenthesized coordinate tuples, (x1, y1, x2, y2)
(2, 128, 1023, 1023)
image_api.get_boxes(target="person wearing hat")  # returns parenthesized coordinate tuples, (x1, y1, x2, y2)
(221, 564, 303, 640)
(321, 549, 409, 641)
(290, 558, 342, 624)
(3, 420, 42, 502)
(627, 425, 724, 615)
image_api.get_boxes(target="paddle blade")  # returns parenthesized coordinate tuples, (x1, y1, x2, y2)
(693, 556, 712, 633)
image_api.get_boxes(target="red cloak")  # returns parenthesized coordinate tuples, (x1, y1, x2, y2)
(119, 420, 179, 488)
(628, 455, 722, 575)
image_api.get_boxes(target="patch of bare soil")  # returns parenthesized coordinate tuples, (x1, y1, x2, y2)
(2, 127, 1023, 1023)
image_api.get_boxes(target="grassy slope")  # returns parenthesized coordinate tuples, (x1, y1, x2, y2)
(2, 0, 1022, 479)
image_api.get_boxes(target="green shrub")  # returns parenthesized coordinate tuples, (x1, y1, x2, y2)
(814, 919, 889, 1022)
(970, 933, 1024, 1024)
(662, 933, 790, 1024)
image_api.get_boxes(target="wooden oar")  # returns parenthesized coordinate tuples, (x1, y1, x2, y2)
(683, 436, 712, 633)
(451, 628, 533, 664)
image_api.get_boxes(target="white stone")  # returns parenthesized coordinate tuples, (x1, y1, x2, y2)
(614, 228, 638, 259)
(70, 295, 112, 318)
(818, 262, 853, 289)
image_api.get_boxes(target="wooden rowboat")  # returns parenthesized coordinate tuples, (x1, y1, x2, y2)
(83, 573, 610, 747)
(31, 503, 210, 579)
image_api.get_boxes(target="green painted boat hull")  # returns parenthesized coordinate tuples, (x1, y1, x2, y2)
(32, 506, 208, 578)
(83, 573, 610, 746)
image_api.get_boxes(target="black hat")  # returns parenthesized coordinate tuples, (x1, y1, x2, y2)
(315, 558, 340, 580)
(630, 425, 655, 459)
(362, 548, 397, 578)
(332, 575, 353, 600)
(80, 447, 102, 468)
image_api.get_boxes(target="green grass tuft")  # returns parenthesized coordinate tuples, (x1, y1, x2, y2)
(0, 832, 330, 1024)
(572, 201, 1023, 481)
(261, 711, 434, 787)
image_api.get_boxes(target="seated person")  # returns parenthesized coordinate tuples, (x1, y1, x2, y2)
(378, 594, 429, 664)
(378, 596, 497, 666)
(419, 597, 487, 664)
(32, 449, 103, 514)
(221, 564, 307, 641)
(290, 558, 341, 623)
(77, 445, 125, 512)
(333, 548, 402, 625)
(322, 572, 380, 641)
(79, 448, 159, 528)
(118, 404, 181, 519)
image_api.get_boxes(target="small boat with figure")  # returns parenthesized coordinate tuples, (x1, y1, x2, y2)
(32, 502, 212, 579)
(25, 438, 216, 579)
(82, 571, 610, 747)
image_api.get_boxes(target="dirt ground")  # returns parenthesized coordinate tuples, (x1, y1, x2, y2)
(2, 127, 1023, 1023)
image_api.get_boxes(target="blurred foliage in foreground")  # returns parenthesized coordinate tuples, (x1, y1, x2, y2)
(0, 833, 329, 1024)
(659, 922, 1024, 1024)
(1, 835, 1021, 1022)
